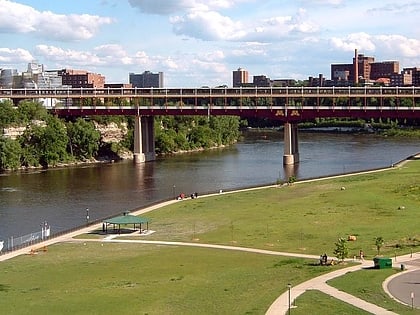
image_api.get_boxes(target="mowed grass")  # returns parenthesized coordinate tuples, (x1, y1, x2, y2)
(328, 268, 414, 315)
(289, 290, 371, 315)
(141, 160, 420, 259)
(0, 159, 419, 314)
(0, 242, 340, 315)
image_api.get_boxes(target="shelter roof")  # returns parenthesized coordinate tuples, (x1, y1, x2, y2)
(104, 214, 149, 225)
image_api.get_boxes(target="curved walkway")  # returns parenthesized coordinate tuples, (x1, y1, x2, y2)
(100, 237, 416, 315)
(1, 209, 419, 314)
(1, 155, 419, 313)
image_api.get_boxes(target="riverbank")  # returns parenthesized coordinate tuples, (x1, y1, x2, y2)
(1, 155, 419, 315)
(2, 151, 418, 260)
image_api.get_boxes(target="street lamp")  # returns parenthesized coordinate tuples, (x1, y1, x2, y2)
(86, 208, 90, 224)
(172, 185, 176, 199)
(287, 283, 292, 315)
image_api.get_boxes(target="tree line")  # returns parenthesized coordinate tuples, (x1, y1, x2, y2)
(0, 100, 242, 171)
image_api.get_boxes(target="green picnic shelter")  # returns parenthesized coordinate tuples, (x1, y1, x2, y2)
(103, 212, 150, 234)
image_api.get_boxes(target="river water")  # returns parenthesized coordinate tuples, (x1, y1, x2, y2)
(0, 131, 418, 242)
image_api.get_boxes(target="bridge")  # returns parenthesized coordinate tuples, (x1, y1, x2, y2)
(1, 86, 419, 165)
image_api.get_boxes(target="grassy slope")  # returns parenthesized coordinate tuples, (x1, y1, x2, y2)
(0, 242, 341, 315)
(143, 161, 420, 259)
(0, 159, 419, 314)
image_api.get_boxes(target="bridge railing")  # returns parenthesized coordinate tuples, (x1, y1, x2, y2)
(1, 86, 419, 99)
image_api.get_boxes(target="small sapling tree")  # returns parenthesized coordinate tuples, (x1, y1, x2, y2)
(333, 237, 349, 262)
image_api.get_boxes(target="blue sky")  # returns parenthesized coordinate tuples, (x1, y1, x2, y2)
(0, 0, 419, 87)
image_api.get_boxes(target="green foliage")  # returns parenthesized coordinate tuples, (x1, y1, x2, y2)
(0, 136, 21, 170)
(333, 237, 349, 261)
(19, 125, 42, 167)
(18, 116, 68, 167)
(0, 100, 18, 128)
(17, 100, 48, 123)
(90, 115, 126, 125)
(288, 175, 297, 184)
(155, 115, 240, 153)
(374, 236, 384, 255)
(67, 118, 101, 160)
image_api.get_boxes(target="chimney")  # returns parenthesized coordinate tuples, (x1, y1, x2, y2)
(354, 49, 359, 85)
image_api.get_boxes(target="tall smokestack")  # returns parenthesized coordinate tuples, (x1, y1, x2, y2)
(354, 49, 359, 85)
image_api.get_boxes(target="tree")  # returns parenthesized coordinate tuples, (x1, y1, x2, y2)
(374, 236, 384, 255)
(67, 118, 101, 160)
(17, 100, 48, 123)
(19, 116, 68, 167)
(39, 116, 69, 166)
(333, 237, 349, 262)
(0, 100, 18, 129)
(0, 136, 22, 170)
(19, 126, 42, 167)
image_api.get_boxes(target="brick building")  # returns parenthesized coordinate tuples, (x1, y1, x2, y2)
(59, 69, 105, 88)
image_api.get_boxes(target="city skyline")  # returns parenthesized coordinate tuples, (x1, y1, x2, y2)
(0, 0, 419, 87)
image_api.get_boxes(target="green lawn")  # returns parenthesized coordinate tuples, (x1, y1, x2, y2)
(328, 268, 414, 314)
(0, 242, 340, 315)
(1, 159, 419, 314)
(290, 289, 371, 315)
(139, 160, 420, 259)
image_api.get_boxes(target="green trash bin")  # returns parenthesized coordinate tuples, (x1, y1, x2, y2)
(373, 257, 392, 269)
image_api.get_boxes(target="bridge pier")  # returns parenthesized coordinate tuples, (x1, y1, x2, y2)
(133, 115, 156, 163)
(283, 122, 299, 165)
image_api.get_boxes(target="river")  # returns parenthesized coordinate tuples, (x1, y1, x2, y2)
(0, 130, 418, 242)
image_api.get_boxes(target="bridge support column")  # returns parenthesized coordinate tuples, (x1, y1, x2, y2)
(283, 122, 299, 165)
(134, 115, 156, 164)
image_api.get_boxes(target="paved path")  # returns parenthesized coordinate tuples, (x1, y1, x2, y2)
(1, 156, 419, 313)
(99, 238, 410, 315)
(2, 213, 420, 314)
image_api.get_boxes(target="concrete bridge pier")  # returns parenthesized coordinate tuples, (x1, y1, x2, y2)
(134, 115, 156, 164)
(283, 122, 299, 165)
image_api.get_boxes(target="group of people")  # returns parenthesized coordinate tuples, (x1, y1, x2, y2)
(177, 192, 198, 200)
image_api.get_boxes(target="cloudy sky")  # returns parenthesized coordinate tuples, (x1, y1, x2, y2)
(0, 0, 419, 87)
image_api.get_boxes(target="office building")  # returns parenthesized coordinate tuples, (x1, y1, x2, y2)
(253, 75, 271, 87)
(59, 69, 105, 88)
(129, 71, 163, 88)
(232, 68, 249, 87)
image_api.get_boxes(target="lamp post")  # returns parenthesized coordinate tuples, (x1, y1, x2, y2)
(86, 208, 90, 225)
(287, 283, 292, 315)
(172, 185, 176, 199)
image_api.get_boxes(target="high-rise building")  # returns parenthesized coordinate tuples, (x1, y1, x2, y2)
(232, 68, 249, 87)
(354, 53, 374, 82)
(129, 71, 163, 88)
(0, 69, 18, 88)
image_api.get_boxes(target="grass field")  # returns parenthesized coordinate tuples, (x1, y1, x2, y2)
(136, 159, 420, 259)
(0, 242, 343, 315)
(0, 158, 419, 314)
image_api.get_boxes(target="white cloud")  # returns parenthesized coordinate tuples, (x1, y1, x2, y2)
(0, 47, 33, 63)
(171, 10, 244, 41)
(300, 0, 344, 5)
(35, 45, 103, 66)
(330, 33, 420, 59)
(128, 0, 248, 15)
(171, 8, 318, 42)
(330, 32, 376, 52)
(0, 0, 113, 40)
(375, 35, 420, 58)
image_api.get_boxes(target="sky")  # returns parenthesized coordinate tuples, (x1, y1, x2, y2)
(0, 0, 419, 87)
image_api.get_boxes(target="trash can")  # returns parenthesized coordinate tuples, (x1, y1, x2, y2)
(373, 257, 392, 269)
(401, 264, 405, 271)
